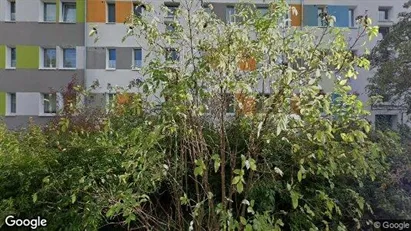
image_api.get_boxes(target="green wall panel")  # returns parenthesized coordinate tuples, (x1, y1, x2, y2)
(0, 45, 5, 69)
(56, 0, 60, 23)
(0, 92, 6, 116)
(77, 0, 85, 23)
(16, 46, 39, 69)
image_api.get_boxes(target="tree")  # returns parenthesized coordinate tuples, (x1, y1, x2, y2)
(0, 0, 387, 230)
(367, 0, 411, 112)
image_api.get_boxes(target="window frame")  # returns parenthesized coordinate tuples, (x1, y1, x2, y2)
(61, 1, 76, 23)
(165, 3, 179, 19)
(133, 48, 143, 69)
(226, 6, 236, 24)
(106, 48, 117, 70)
(317, 6, 326, 27)
(379, 26, 390, 39)
(348, 8, 355, 28)
(41, 93, 59, 115)
(133, 3, 144, 17)
(8, 0, 16, 22)
(41, 47, 57, 69)
(6, 92, 17, 115)
(378, 8, 390, 21)
(107, 2, 116, 23)
(165, 48, 179, 62)
(62, 48, 76, 69)
(43, 2, 57, 22)
(6, 46, 16, 69)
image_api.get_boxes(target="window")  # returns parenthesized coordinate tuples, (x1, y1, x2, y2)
(375, 114, 397, 130)
(43, 48, 56, 68)
(226, 6, 236, 23)
(202, 3, 212, 14)
(378, 8, 389, 21)
(8, 93, 16, 114)
(133, 3, 144, 17)
(107, 2, 116, 23)
(165, 22, 175, 32)
(165, 48, 179, 61)
(165, 4, 178, 18)
(278, 11, 290, 27)
(348, 9, 355, 27)
(62, 2, 76, 23)
(10, 1, 16, 21)
(318, 7, 326, 27)
(133, 48, 142, 69)
(106, 93, 116, 108)
(63, 48, 76, 68)
(44, 2, 56, 22)
(258, 7, 269, 16)
(379, 26, 390, 39)
(107, 48, 116, 69)
(7, 47, 16, 68)
(226, 94, 235, 113)
(43, 93, 57, 114)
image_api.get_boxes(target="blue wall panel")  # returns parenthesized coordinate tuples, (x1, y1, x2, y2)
(328, 6, 349, 27)
(303, 5, 318, 26)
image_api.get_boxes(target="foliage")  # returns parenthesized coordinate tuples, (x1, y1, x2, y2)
(367, 0, 411, 112)
(0, 0, 395, 230)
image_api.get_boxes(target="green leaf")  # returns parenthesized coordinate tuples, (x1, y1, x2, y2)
(71, 194, 76, 204)
(339, 79, 348, 85)
(245, 224, 253, 231)
(32, 193, 38, 203)
(194, 166, 203, 177)
(240, 216, 247, 225)
(291, 190, 300, 209)
(297, 169, 303, 182)
(237, 182, 244, 193)
(232, 176, 241, 185)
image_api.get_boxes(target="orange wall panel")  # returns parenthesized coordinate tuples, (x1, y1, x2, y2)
(87, 0, 106, 23)
(116, 1, 132, 23)
(291, 5, 302, 27)
(239, 58, 256, 71)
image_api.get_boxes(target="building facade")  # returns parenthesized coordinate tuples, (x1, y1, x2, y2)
(0, 0, 408, 129)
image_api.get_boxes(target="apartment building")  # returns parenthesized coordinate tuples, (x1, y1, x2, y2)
(0, 0, 408, 129)
(0, 0, 86, 128)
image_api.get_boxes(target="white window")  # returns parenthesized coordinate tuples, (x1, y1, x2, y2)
(165, 4, 178, 18)
(42, 93, 57, 114)
(61, 2, 76, 23)
(62, 48, 76, 68)
(8, 0, 16, 21)
(6, 47, 16, 69)
(318, 7, 326, 27)
(7, 93, 17, 115)
(107, 2, 116, 23)
(379, 26, 390, 39)
(348, 9, 355, 27)
(133, 3, 145, 17)
(165, 22, 175, 32)
(165, 48, 179, 61)
(106, 93, 116, 109)
(378, 8, 390, 21)
(226, 6, 236, 23)
(257, 7, 268, 16)
(42, 48, 57, 68)
(43, 2, 56, 22)
(106, 48, 116, 69)
(278, 10, 291, 27)
(133, 48, 142, 69)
